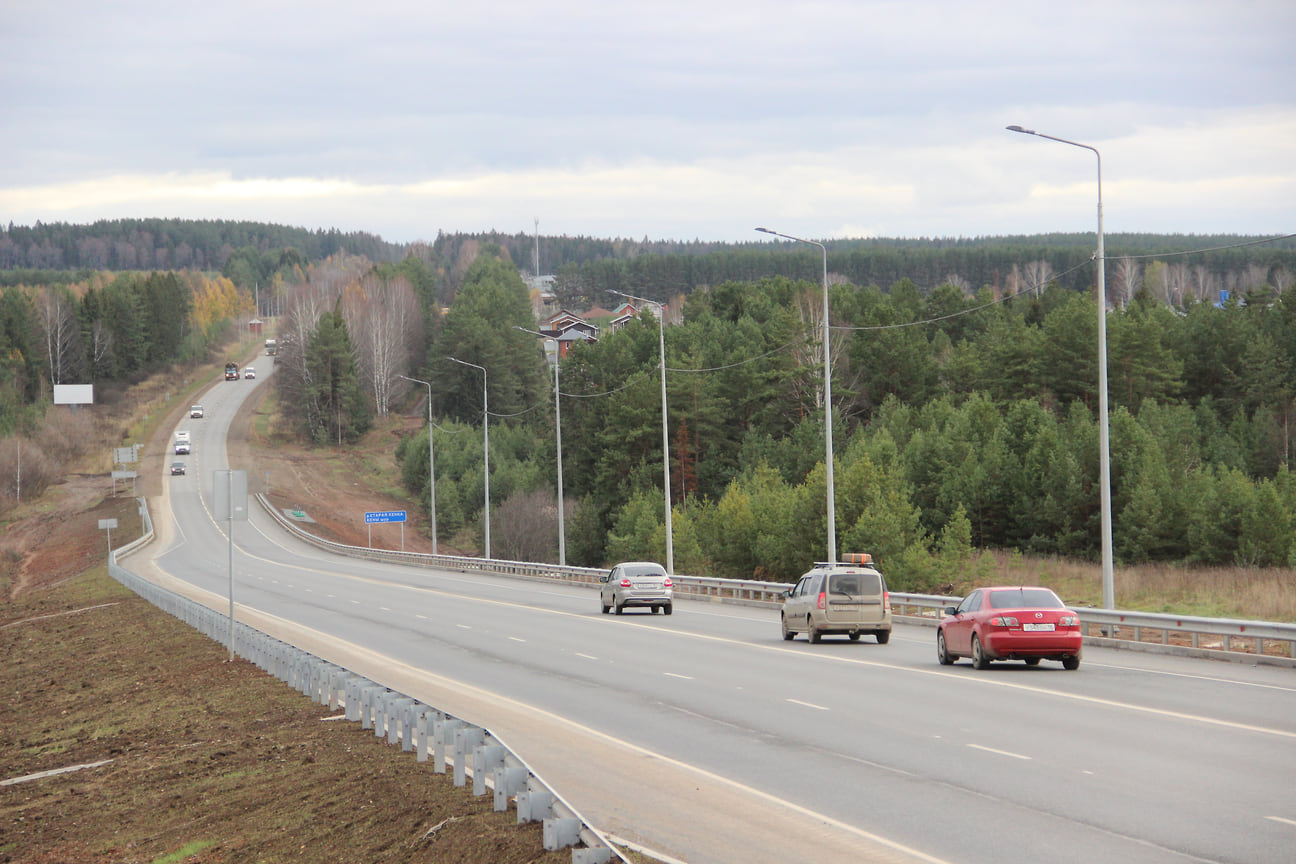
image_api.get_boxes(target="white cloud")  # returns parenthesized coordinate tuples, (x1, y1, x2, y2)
(2, 1, 1293, 242)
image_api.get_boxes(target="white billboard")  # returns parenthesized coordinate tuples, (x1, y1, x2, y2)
(53, 384, 94, 405)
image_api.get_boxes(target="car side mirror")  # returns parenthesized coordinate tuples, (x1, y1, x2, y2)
(944, 606, 958, 616)
(599, 574, 609, 583)
(784, 589, 792, 598)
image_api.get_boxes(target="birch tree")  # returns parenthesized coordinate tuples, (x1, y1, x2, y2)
(341, 273, 419, 417)
(38, 285, 84, 387)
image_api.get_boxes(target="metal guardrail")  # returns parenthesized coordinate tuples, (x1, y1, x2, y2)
(109, 502, 624, 863)
(260, 494, 1296, 666)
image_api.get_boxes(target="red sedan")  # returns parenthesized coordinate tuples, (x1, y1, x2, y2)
(938, 586, 1082, 670)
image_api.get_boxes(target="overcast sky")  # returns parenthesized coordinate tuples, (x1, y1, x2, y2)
(2, 1, 1293, 246)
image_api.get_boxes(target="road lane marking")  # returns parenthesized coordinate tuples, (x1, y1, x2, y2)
(663, 672, 693, 680)
(229, 608, 956, 864)
(379, 606, 392, 612)
(575, 652, 598, 660)
(415, 614, 428, 620)
(509, 636, 527, 643)
(968, 744, 1031, 761)
(215, 531, 1296, 741)
(1266, 816, 1296, 827)
(787, 698, 829, 711)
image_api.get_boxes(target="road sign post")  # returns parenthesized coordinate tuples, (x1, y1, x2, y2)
(98, 518, 117, 556)
(364, 510, 407, 551)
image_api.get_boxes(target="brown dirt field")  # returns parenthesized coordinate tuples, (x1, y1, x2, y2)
(0, 364, 606, 864)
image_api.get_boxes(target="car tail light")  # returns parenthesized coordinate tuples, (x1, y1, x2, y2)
(883, 591, 891, 613)
(619, 578, 631, 588)
(817, 591, 826, 610)
(663, 577, 673, 588)
(988, 616, 1020, 627)
(1060, 615, 1079, 627)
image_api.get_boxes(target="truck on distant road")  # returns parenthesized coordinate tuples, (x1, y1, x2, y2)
(224, 362, 239, 381)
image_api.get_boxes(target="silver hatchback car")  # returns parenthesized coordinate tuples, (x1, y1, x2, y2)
(599, 561, 673, 615)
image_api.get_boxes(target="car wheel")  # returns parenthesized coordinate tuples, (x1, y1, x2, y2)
(663, 603, 672, 616)
(1062, 655, 1080, 670)
(601, 602, 610, 614)
(808, 617, 822, 644)
(848, 632, 861, 642)
(652, 605, 661, 614)
(1024, 657, 1041, 667)
(937, 630, 955, 665)
(781, 614, 795, 641)
(614, 602, 624, 615)
(875, 630, 890, 645)
(971, 634, 990, 669)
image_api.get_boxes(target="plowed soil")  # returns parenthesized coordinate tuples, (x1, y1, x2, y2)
(0, 374, 587, 864)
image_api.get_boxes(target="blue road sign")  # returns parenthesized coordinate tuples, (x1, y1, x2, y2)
(364, 510, 407, 524)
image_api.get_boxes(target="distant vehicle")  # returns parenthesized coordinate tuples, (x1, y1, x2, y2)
(174, 441, 190, 455)
(781, 554, 892, 644)
(265, 338, 277, 356)
(175, 431, 190, 443)
(937, 586, 1083, 670)
(190, 405, 204, 418)
(224, 362, 239, 381)
(599, 562, 673, 615)
(243, 366, 256, 379)
(170, 461, 186, 475)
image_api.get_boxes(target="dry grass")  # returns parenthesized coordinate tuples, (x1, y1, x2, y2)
(979, 550, 1296, 622)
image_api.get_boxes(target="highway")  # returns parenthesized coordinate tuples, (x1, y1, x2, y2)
(133, 361, 1296, 864)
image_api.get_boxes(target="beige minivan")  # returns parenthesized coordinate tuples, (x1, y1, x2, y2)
(781, 555, 892, 644)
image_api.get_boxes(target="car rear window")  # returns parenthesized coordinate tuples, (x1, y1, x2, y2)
(625, 565, 666, 578)
(988, 588, 1064, 609)
(828, 572, 881, 595)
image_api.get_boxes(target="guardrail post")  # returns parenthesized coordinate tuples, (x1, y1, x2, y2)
(434, 718, 461, 774)
(542, 816, 581, 851)
(494, 764, 527, 812)
(518, 779, 554, 824)
(453, 727, 484, 787)
(359, 686, 378, 730)
(572, 848, 613, 864)
(473, 743, 505, 796)
(415, 707, 435, 762)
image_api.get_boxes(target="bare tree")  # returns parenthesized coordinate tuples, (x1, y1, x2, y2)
(1165, 262, 1189, 307)
(37, 285, 83, 388)
(278, 277, 344, 438)
(1112, 257, 1142, 307)
(341, 273, 419, 417)
(1020, 260, 1054, 297)
(1190, 265, 1219, 303)
(943, 273, 972, 296)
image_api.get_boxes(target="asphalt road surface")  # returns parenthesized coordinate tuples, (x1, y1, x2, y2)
(130, 362, 1296, 864)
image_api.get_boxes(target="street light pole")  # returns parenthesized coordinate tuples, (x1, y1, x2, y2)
(1007, 124, 1114, 609)
(398, 374, 437, 555)
(447, 356, 490, 560)
(609, 290, 674, 574)
(755, 227, 836, 565)
(514, 326, 566, 566)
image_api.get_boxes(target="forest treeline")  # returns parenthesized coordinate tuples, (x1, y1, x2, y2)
(4, 219, 1296, 585)
(375, 254, 1296, 588)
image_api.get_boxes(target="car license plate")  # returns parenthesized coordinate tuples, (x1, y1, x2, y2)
(1022, 622, 1055, 631)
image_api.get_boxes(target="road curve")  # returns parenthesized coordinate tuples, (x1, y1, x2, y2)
(127, 365, 1296, 864)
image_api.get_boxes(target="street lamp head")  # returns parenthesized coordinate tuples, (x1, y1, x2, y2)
(1006, 125, 1034, 135)
(755, 227, 773, 234)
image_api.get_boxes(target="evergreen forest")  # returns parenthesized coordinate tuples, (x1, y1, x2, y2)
(4, 219, 1296, 589)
